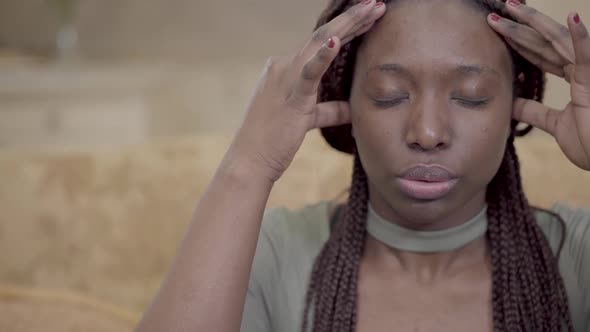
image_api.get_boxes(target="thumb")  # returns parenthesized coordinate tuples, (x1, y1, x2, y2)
(310, 101, 351, 129)
(513, 97, 561, 136)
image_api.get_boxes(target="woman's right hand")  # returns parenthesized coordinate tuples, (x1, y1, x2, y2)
(227, 0, 386, 183)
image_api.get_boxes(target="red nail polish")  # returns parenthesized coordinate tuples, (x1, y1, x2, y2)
(508, 0, 521, 7)
(574, 13, 580, 24)
(491, 14, 501, 22)
(327, 38, 335, 49)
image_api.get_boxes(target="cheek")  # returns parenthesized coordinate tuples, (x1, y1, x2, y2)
(465, 94, 513, 148)
(474, 124, 507, 156)
(462, 116, 511, 182)
(350, 102, 403, 155)
(350, 102, 403, 179)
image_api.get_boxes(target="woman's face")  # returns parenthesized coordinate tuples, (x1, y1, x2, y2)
(350, 0, 515, 228)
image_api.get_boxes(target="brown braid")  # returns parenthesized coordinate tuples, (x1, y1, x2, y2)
(301, 0, 574, 331)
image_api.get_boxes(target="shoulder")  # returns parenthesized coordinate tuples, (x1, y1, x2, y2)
(534, 203, 590, 255)
(249, 201, 333, 283)
(259, 201, 332, 261)
(243, 201, 332, 330)
(534, 203, 590, 321)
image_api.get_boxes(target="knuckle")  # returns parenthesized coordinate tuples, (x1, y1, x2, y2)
(262, 57, 277, 77)
(265, 56, 279, 69)
(301, 62, 316, 81)
(312, 26, 329, 43)
(345, 4, 362, 18)
(538, 38, 552, 51)
(559, 25, 570, 37)
(264, 56, 276, 68)
(265, 56, 289, 74)
(506, 21, 519, 32)
(579, 25, 589, 39)
(524, 6, 537, 17)
(545, 108, 557, 131)
(316, 46, 332, 62)
(286, 93, 308, 112)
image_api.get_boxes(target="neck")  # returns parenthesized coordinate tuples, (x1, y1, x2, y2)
(369, 189, 487, 232)
(364, 232, 489, 283)
(363, 197, 489, 282)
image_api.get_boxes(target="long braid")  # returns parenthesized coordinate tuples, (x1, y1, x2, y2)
(302, 154, 369, 332)
(301, 0, 574, 331)
(486, 135, 573, 331)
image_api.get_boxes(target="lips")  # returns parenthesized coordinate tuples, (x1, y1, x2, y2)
(397, 165, 458, 200)
(401, 165, 456, 182)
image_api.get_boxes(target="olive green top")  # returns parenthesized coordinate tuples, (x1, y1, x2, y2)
(240, 201, 590, 331)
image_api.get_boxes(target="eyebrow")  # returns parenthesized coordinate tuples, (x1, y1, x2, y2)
(453, 64, 500, 77)
(368, 63, 501, 79)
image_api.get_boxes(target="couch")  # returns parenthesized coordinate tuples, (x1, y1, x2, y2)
(0, 130, 587, 330)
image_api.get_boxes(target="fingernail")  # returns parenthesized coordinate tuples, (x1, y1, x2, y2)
(508, 0, 521, 7)
(491, 13, 501, 22)
(363, 0, 372, 5)
(573, 13, 580, 24)
(327, 38, 335, 49)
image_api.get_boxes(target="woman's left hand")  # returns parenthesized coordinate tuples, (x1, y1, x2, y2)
(487, 0, 590, 171)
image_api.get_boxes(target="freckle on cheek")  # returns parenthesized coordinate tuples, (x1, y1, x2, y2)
(483, 127, 489, 133)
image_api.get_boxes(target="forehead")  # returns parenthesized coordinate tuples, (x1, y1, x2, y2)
(357, 0, 512, 77)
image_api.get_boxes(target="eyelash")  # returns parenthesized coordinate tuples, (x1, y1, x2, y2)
(372, 97, 409, 108)
(452, 98, 489, 109)
(372, 97, 489, 109)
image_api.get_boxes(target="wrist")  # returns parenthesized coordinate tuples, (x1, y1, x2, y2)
(218, 150, 277, 189)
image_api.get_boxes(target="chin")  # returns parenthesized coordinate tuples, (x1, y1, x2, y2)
(375, 182, 469, 229)
(396, 197, 457, 225)
(377, 181, 486, 230)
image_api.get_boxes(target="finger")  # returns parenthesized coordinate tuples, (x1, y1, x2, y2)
(339, 1, 386, 41)
(344, 2, 383, 32)
(488, 14, 568, 66)
(568, 12, 590, 85)
(513, 97, 561, 135)
(312, 101, 351, 129)
(342, 21, 375, 45)
(342, 3, 384, 44)
(504, 37, 567, 81)
(299, 0, 384, 63)
(502, 0, 575, 63)
(291, 36, 342, 100)
(564, 64, 575, 84)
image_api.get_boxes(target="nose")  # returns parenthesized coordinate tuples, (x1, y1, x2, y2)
(404, 96, 451, 151)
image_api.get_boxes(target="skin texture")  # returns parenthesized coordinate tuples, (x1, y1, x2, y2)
(350, 2, 507, 330)
(489, 1, 590, 171)
(137, 0, 588, 330)
(352, 0, 514, 231)
(135, 2, 385, 332)
(303, 0, 578, 331)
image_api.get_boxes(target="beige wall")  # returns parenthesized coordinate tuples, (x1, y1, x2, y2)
(0, 0, 587, 101)
(0, 0, 587, 61)
(0, 0, 328, 61)
(0, 1, 588, 320)
(0, 0, 588, 149)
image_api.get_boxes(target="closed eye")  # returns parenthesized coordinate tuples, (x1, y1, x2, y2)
(453, 98, 489, 109)
(372, 96, 409, 108)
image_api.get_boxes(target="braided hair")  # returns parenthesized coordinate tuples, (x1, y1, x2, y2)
(302, 0, 573, 331)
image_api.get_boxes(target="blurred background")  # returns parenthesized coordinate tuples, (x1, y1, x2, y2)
(0, 0, 588, 331)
